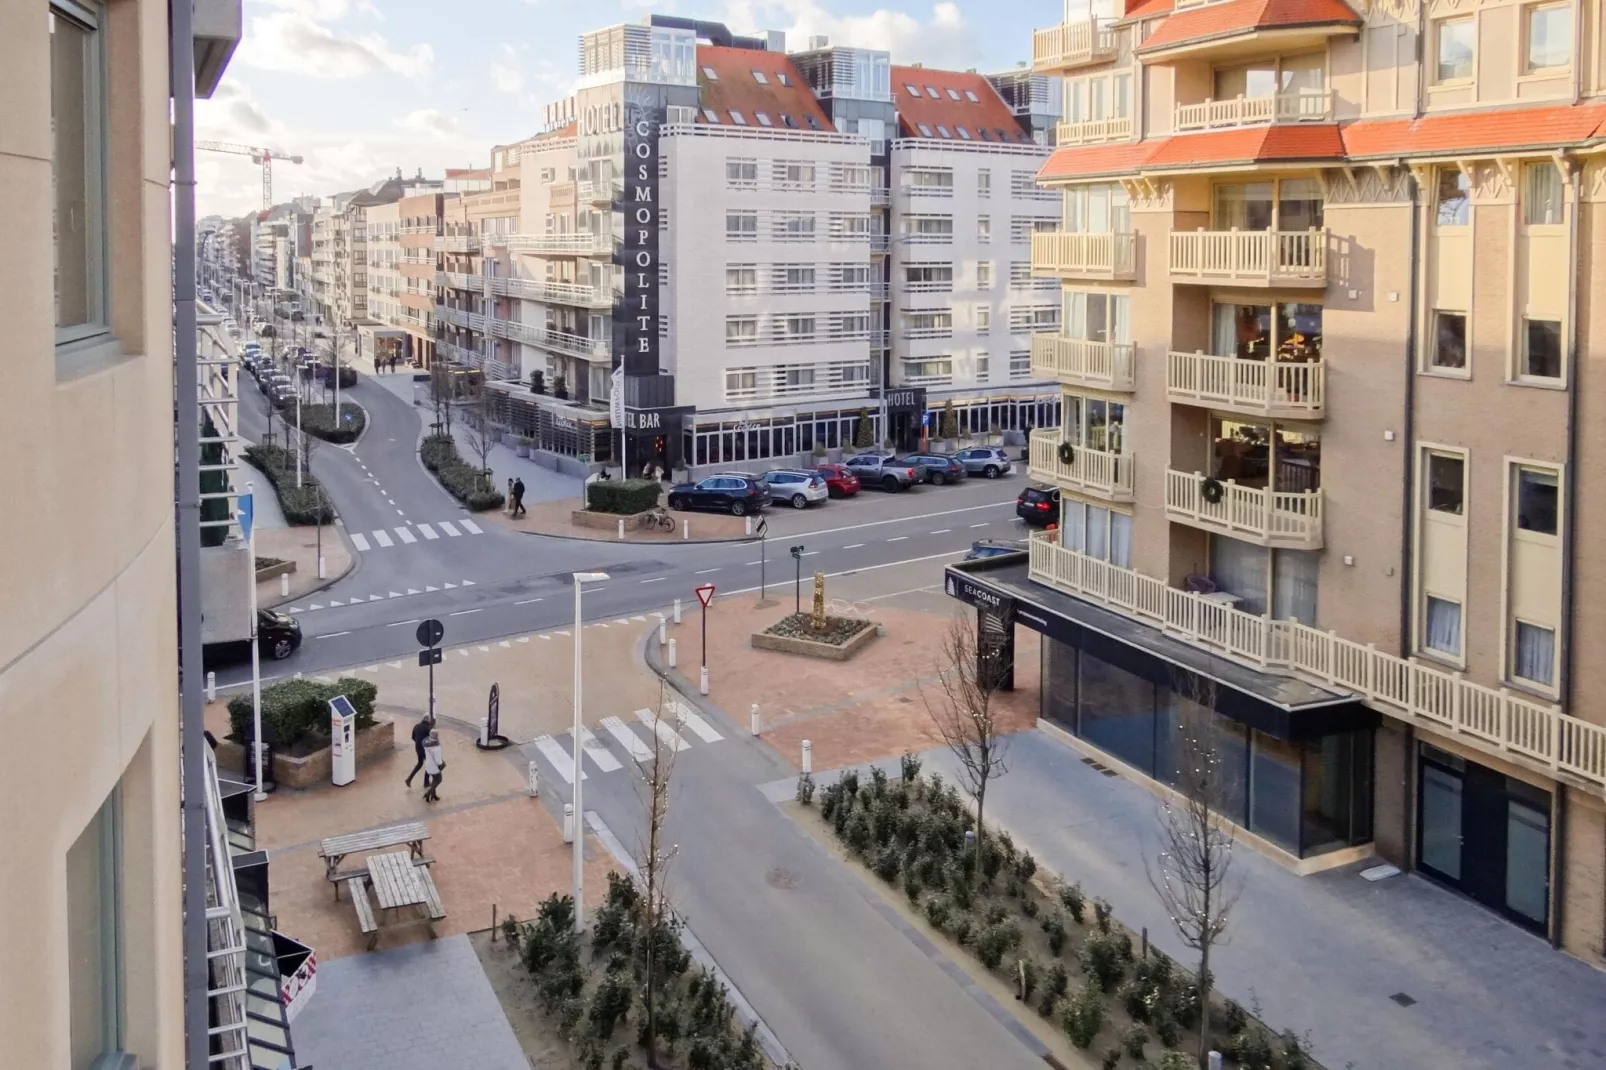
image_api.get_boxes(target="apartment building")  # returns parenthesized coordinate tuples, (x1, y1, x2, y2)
(361, 199, 408, 363)
(944, 0, 1606, 961)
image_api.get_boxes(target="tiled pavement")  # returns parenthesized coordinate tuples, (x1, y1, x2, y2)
(290, 934, 526, 1070)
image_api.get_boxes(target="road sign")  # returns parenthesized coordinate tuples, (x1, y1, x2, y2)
(416, 618, 445, 647)
(238, 492, 255, 543)
(755, 517, 768, 538)
(695, 584, 716, 608)
(417, 647, 443, 667)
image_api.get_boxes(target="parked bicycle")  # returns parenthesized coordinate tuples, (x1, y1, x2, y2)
(640, 507, 677, 533)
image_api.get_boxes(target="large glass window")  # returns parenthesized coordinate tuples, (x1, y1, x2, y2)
(1249, 732, 1303, 852)
(69, 786, 123, 1069)
(1525, 4, 1571, 71)
(1436, 17, 1476, 82)
(1212, 178, 1323, 231)
(1062, 394, 1124, 452)
(1061, 502, 1132, 567)
(1078, 650, 1157, 775)
(1522, 318, 1563, 379)
(1063, 184, 1130, 234)
(52, 0, 107, 342)
(1272, 548, 1319, 624)
(1522, 162, 1563, 226)
(1301, 730, 1372, 854)
(1431, 310, 1467, 369)
(1436, 168, 1469, 226)
(1064, 292, 1130, 344)
(1211, 302, 1321, 364)
(1506, 787, 1551, 925)
(1210, 536, 1269, 616)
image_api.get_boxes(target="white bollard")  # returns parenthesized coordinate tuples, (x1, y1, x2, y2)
(280, 573, 290, 597)
(745, 515, 754, 536)
(802, 740, 813, 773)
(683, 519, 689, 540)
(317, 555, 326, 580)
(699, 665, 709, 695)
(563, 803, 575, 844)
(750, 703, 761, 736)
(206, 671, 217, 703)
(618, 517, 625, 540)
(673, 599, 682, 624)
(1208, 1054, 1223, 1070)
(658, 620, 666, 646)
(668, 638, 677, 668)
(527, 761, 541, 797)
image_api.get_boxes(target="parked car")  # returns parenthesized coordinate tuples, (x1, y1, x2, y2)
(760, 470, 830, 509)
(899, 452, 967, 485)
(843, 452, 924, 492)
(667, 475, 771, 516)
(964, 538, 1028, 561)
(954, 446, 1015, 479)
(812, 463, 861, 498)
(1016, 484, 1061, 526)
(203, 609, 302, 668)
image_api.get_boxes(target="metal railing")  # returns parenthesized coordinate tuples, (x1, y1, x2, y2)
(1028, 429, 1134, 501)
(504, 232, 615, 256)
(1174, 90, 1334, 133)
(1031, 334, 1136, 392)
(1169, 228, 1327, 285)
(1166, 351, 1325, 417)
(1055, 116, 1134, 146)
(1032, 19, 1118, 72)
(434, 233, 480, 253)
(489, 275, 614, 307)
(1164, 469, 1324, 548)
(1031, 231, 1136, 279)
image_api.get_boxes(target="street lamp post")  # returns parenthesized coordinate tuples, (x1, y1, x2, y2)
(295, 387, 303, 488)
(571, 570, 610, 933)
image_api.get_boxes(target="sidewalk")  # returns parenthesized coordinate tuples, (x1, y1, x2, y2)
(482, 495, 750, 543)
(447, 423, 578, 506)
(239, 453, 355, 605)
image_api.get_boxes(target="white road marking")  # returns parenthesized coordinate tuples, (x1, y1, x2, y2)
(930, 529, 951, 534)
(746, 561, 762, 566)
(351, 533, 371, 552)
(364, 665, 379, 673)
(801, 551, 820, 557)
(843, 543, 864, 549)
(426, 585, 439, 592)
(695, 568, 721, 575)
(314, 631, 349, 639)
(578, 728, 623, 772)
(970, 522, 990, 528)
(372, 529, 394, 547)
(499, 640, 511, 648)
(539, 634, 552, 640)
(515, 598, 543, 605)
(387, 619, 420, 627)
(438, 520, 463, 537)
(388, 661, 403, 669)
(517, 637, 530, 643)
(887, 536, 908, 542)
(368, 595, 382, 602)
(308, 603, 324, 611)
(478, 645, 490, 652)
(602, 717, 654, 762)
(459, 518, 484, 535)
(556, 630, 570, 636)
(417, 523, 439, 539)
(407, 588, 421, 596)
(388, 591, 403, 598)
(463, 580, 476, 586)
(533, 735, 583, 783)
(327, 599, 342, 607)
(387, 498, 396, 505)
(450, 608, 481, 617)
(634, 709, 691, 751)
(631, 615, 646, 621)
(614, 619, 630, 625)
(640, 577, 666, 584)
(394, 526, 416, 544)
(397, 510, 406, 517)
(675, 707, 724, 743)
(287, 606, 305, 613)
(443, 582, 457, 589)
(457, 649, 470, 657)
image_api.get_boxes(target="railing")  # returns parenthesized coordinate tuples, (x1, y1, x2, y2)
(491, 316, 611, 360)
(1031, 231, 1136, 279)
(1165, 469, 1323, 548)
(1026, 531, 1606, 789)
(1032, 19, 1118, 71)
(1174, 90, 1334, 133)
(1166, 351, 1325, 417)
(870, 188, 890, 206)
(1169, 228, 1326, 285)
(505, 232, 615, 255)
(434, 233, 480, 253)
(1029, 429, 1134, 501)
(579, 179, 621, 204)
(202, 746, 251, 1069)
(436, 270, 474, 290)
(1031, 334, 1136, 392)
(870, 234, 890, 254)
(488, 275, 614, 307)
(1055, 116, 1133, 146)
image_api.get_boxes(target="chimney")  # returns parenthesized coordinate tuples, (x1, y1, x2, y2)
(807, 34, 829, 50)
(965, 68, 976, 74)
(763, 29, 785, 52)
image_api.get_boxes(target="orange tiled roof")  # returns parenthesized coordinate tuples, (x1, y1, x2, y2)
(1145, 124, 1344, 168)
(1138, 0, 1361, 54)
(891, 66, 1033, 144)
(695, 45, 831, 132)
(1038, 141, 1156, 182)
(1341, 103, 1606, 158)
(1121, 0, 1176, 20)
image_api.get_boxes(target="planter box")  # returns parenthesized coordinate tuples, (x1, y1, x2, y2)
(571, 507, 656, 531)
(751, 621, 880, 662)
(516, 444, 531, 458)
(215, 716, 395, 791)
(827, 448, 844, 463)
(255, 560, 297, 582)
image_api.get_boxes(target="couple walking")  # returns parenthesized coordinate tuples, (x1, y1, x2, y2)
(404, 714, 447, 803)
(504, 477, 526, 518)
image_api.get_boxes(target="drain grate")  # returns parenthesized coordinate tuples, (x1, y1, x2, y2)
(1100, 768, 1119, 778)
(1389, 992, 1417, 1007)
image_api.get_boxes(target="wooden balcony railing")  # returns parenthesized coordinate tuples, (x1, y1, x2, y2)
(1169, 228, 1326, 286)
(1029, 429, 1134, 501)
(1032, 19, 1118, 72)
(1173, 90, 1334, 133)
(1031, 231, 1136, 279)
(1165, 351, 1325, 417)
(1165, 469, 1323, 548)
(1055, 116, 1134, 146)
(1031, 334, 1136, 392)
(1026, 531, 1606, 790)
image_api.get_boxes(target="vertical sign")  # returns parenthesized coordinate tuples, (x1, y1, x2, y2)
(617, 93, 663, 378)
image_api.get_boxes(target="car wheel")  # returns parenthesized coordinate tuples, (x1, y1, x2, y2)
(791, 494, 808, 509)
(984, 465, 999, 479)
(271, 637, 294, 661)
(731, 500, 748, 517)
(931, 472, 946, 486)
(669, 496, 685, 510)
(882, 476, 899, 492)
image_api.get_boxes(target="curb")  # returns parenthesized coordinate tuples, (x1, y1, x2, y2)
(264, 523, 360, 609)
(506, 523, 755, 547)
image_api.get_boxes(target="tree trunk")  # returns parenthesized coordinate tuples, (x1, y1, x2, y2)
(972, 778, 987, 891)
(1197, 931, 1211, 1067)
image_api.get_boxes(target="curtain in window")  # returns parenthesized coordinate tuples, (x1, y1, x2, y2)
(1088, 185, 1110, 232)
(1272, 549, 1319, 624)
(1425, 596, 1461, 655)
(1277, 178, 1325, 231)
(1211, 537, 1268, 615)
(1109, 511, 1132, 567)
(1213, 183, 1274, 230)
(1514, 622, 1556, 686)
(1087, 506, 1110, 561)
(1110, 295, 1130, 344)
(1062, 500, 1086, 552)
(1279, 53, 1325, 94)
(1523, 164, 1563, 226)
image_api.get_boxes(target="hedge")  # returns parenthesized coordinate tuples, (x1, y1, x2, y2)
(420, 433, 505, 511)
(280, 401, 365, 444)
(584, 478, 660, 515)
(227, 676, 377, 749)
(242, 443, 335, 525)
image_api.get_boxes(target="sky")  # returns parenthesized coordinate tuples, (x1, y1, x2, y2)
(194, 0, 1044, 219)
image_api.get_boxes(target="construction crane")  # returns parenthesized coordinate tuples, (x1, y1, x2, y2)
(196, 141, 305, 211)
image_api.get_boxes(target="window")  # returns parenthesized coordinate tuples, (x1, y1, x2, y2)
(1436, 168, 1469, 226)
(975, 305, 991, 334)
(776, 212, 816, 240)
(906, 83, 921, 96)
(775, 265, 816, 291)
(756, 112, 773, 127)
(957, 127, 972, 140)
(978, 128, 992, 141)
(946, 87, 962, 100)
(917, 123, 934, 137)
(926, 86, 940, 98)
(726, 317, 758, 344)
(1523, 162, 1563, 225)
(1522, 318, 1562, 379)
(703, 66, 719, 80)
(978, 216, 991, 241)
(1436, 18, 1475, 81)
(726, 211, 758, 240)
(703, 107, 720, 123)
(1512, 621, 1556, 687)
(726, 369, 757, 394)
(783, 315, 816, 339)
(1426, 453, 1465, 514)
(752, 70, 769, 84)
(1431, 311, 1467, 369)
(730, 110, 747, 126)
(978, 170, 991, 195)
(965, 89, 979, 102)
(52, 0, 107, 343)
(1063, 183, 1131, 234)
(778, 72, 791, 86)
(1526, 4, 1571, 71)
(778, 162, 816, 187)
(781, 114, 797, 128)
(1515, 467, 1559, 534)
(725, 265, 757, 295)
(68, 787, 123, 1068)
(1424, 596, 1463, 656)
(726, 159, 757, 186)
(976, 262, 992, 289)
(938, 125, 953, 138)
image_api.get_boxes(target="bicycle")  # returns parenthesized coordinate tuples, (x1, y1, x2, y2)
(640, 507, 677, 533)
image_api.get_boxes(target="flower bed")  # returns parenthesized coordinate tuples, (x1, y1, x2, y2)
(226, 675, 376, 753)
(420, 433, 505, 511)
(281, 400, 365, 443)
(751, 613, 878, 661)
(797, 758, 1321, 1070)
(242, 444, 334, 525)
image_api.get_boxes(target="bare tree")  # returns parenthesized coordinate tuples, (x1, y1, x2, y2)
(428, 361, 455, 438)
(633, 681, 680, 1067)
(466, 381, 497, 479)
(1146, 673, 1241, 1066)
(921, 614, 1011, 890)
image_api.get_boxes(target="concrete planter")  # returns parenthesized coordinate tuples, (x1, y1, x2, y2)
(827, 447, 844, 463)
(751, 619, 879, 662)
(215, 716, 395, 791)
(516, 443, 531, 458)
(571, 507, 655, 531)
(255, 559, 297, 582)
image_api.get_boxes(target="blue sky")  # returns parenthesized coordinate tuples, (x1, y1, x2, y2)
(195, 0, 1044, 218)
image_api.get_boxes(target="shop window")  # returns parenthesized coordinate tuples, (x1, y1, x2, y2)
(1249, 732, 1302, 853)
(1077, 649, 1157, 776)
(1301, 730, 1372, 854)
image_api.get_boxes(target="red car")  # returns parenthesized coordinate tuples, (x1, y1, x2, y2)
(813, 464, 861, 498)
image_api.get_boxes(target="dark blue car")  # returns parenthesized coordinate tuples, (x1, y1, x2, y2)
(667, 476, 771, 517)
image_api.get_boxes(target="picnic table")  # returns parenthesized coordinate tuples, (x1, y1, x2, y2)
(318, 822, 430, 900)
(347, 851, 446, 950)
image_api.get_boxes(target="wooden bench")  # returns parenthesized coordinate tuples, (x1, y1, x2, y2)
(417, 864, 447, 926)
(348, 877, 379, 950)
(319, 822, 430, 900)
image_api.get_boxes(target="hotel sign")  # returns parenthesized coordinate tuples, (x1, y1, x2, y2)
(617, 92, 663, 379)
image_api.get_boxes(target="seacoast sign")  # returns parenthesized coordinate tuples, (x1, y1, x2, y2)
(616, 94, 663, 378)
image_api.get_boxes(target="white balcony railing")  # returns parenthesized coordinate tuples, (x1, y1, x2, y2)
(1026, 531, 1606, 790)
(1029, 428, 1134, 501)
(1031, 231, 1136, 279)
(436, 270, 473, 290)
(488, 275, 614, 308)
(504, 232, 615, 256)
(1174, 90, 1335, 133)
(1031, 334, 1136, 392)
(1166, 351, 1325, 417)
(434, 233, 480, 253)
(1165, 469, 1323, 548)
(1055, 116, 1134, 146)
(1032, 19, 1118, 72)
(1169, 228, 1326, 286)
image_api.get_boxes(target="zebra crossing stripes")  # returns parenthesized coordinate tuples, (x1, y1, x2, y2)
(533, 735, 584, 783)
(577, 728, 622, 772)
(417, 523, 439, 539)
(348, 518, 487, 552)
(372, 529, 394, 548)
(675, 706, 724, 743)
(438, 520, 463, 537)
(351, 532, 371, 552)
(393, 526, 416, 544)
(635, 708, 691, 751)
(601, 717, 654, 762)
(528, 713, 728, 784)
(459, 518, 484, 535)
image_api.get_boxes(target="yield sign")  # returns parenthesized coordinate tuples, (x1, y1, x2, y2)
(695, 584, 716, 608)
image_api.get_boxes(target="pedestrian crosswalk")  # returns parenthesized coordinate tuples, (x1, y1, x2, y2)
(285, 579, 476, 613)
(348, 517, 486, 553)
(531, 704, 725, 783)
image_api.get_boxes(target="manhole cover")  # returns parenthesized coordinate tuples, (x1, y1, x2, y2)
(766, 867, 802, 890)
(1389, 992, 1417, 1007)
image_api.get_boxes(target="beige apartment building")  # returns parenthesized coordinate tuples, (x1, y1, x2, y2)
(942, 0, 1606, 961)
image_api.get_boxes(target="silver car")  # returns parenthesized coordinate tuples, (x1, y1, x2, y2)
(760, 469, 830, 508)
(954, 446, 1015, 479)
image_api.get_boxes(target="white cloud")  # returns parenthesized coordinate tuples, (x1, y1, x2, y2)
(720, 0, 978, 69)
(490, 62, 524, 94)
(237, 12, 434, 79)
(396, 108, 462, 138)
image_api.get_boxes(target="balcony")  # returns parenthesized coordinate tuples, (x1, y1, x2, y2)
(1029, 428, 1134, 502)
(1166, 351, 1325, 418)
(489, 275, 615, 308)
(1169, 228, 1326, 287)
(1055, 116, 1133, 146)
(1164, 469, 1323, 548)
(1174, 91, 1334, 133)
(505, 232, 615, 256)
(579, 179, 621, 204)
(1032, 19, 1118, 73)
(1031, 334, 1136, 392)
(435, 233, 480, 253)
(436, 270, 475, 290)
(1031, 231, 1136, 280)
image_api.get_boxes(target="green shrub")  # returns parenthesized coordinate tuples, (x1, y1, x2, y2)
(1122, 1023, 1148, 1060)
(418, 434, 504, 510)
(1156, 1052, 1191, 1070)
(1136, 950, 1174, 990)
(589, 973, 633, 1041)
(1120, 979, 1157, 1023)
(242, 444, 334, 525)
(1014, 850, 1037, 883)
(1280, 1030, 1313, 1070)
(1093, 897, 1113, 932)
(1100, 1047, 1121, 1070)
(1020, 895, 1039, 919)
(1229, 1026, 1275, 1069)
(853, 407, 874, 448)
(1222, 999, 1248, 1036)
(899, 751, 922, 783)
(1079, 929, 1125, 992)
(975, 920, 1021, 969)
(795, 771, 816, 805)
(1154, 1012, 1179, 1049)
(951, 917, 973, 946)
(282, 400, 365, 443)
(873, 845, 901, 883)
(902, 867, 922, 905)
(924, 896, 951, 931)
(226, 675, 376, 749)
(585, 478, 661, 515)
(1039, 962, 1070, 1017)
(938, 400, 958, 439)
(1041, 913, 1067, 956)
(1062, 980, 1106, 1049)
(845, 811, 873, 854)
(1060, 881, 1086, 924)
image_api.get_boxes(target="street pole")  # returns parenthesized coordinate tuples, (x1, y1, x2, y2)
(247, 482, 265, 802)
(295, 389, 303, 488)
(760, 532, 767, 600)
(571, 571, 610, 933)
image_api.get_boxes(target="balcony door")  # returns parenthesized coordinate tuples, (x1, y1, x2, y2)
(1212, 178, 1324, 232)
(1064, 292, 1130, 344)
(1212, 52, 1325, 102)
(1064, 183, 1131, 234)
(1064, 394, 1125, 453)
(1211, 302, 1324, 364)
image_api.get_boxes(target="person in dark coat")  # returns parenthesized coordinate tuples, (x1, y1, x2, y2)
(404, 714, 433, 787)
(511, 477, 527, 518)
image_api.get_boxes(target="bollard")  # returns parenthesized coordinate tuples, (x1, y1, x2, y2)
(673, 598, 682, 624)
(750, 703, 761, 736)
(668, 638, 677, 668)
(745, 515, 754, 536)
(317, 556, 326, 580)
(1208, 1053, 1223, 1070)
(802, 740, 813, 774)
(658, 620, 666, 646)
(563, 803, 575, 844)
(206, 671, 217, 703)
(617, 517, 625, 540)
(527, 761, 541, 797)
(280, 573, 290, 597)
(699, 665, 709, 695)
(683, 519, 689, 540)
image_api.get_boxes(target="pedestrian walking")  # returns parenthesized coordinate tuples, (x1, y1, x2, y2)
(504, 477, 515, 515)
(511, 477, 527, 518)
(421, 731, 446, 803)
(404, 713, 433, 787)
